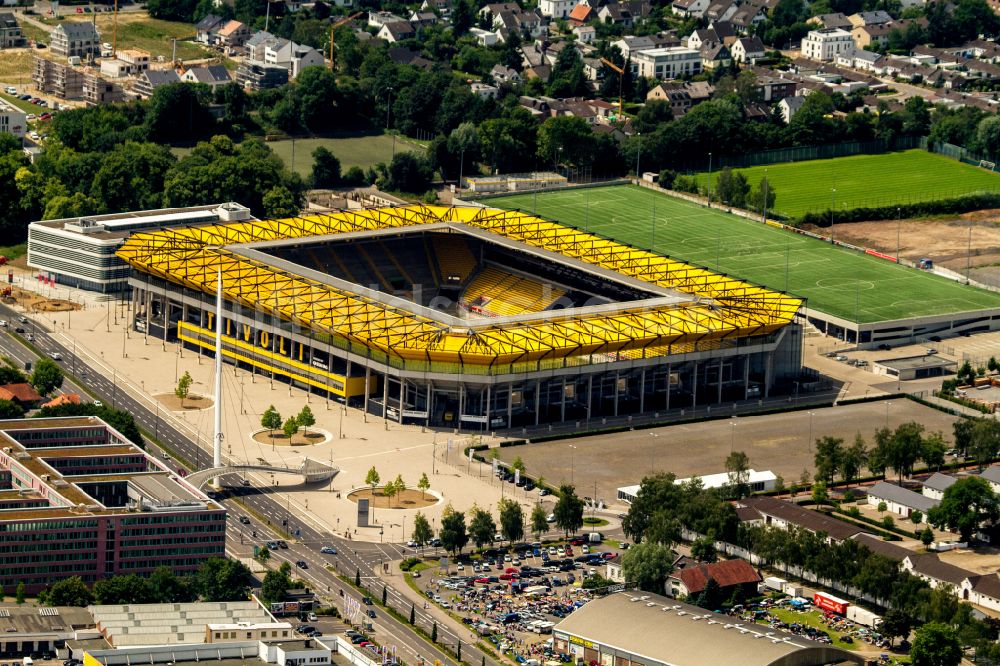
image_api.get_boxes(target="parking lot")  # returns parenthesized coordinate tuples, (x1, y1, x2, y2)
(498, 400, 960, 504)
(413, 540, 618, 663)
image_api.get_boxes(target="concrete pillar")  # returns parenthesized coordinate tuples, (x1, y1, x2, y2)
(666, 363, 672, 411)
(485, 383, 492, 431)
(507, 381, 513, 429)
(692, 361, 698, 407)
(560, 377, 567, 422)
(743, 356, 750, 400)
(764, 351, 773, 398)
(534, 380, 541, 426)
(144, 287, 151, 344)
(397, 379, 404, 424)
(586, 375, 593, 424)
(717, 358, 723, 404)
(364, 366, 371, 415)
(382, 373, 389, 420)
(613, 370, 620, 417)
(639, 368, 646, 413)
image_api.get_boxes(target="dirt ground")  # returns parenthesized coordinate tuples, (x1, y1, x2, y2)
(154, 392, 213, 411)
(2, 286, 81, 313)
(498, 400, 959, 506)
(823, 210, 1000, 271)
(347, 487, 436, 509)
(252, 429, 326, 447)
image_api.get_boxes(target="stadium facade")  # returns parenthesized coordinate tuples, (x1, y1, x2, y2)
(117, 205, 804, 430)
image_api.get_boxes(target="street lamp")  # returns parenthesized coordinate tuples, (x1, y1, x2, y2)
(649, 432, 658, 472)
(568, 444, 577, 485)
(707, 151, 713, 208)
(896, 207, 902, 263)
(885, 401, 891, 427)
(807, 411, 814, 453)
(830, 188, 837, 242)
(730, 417, 737, 453)
(635, 132, 642, 179)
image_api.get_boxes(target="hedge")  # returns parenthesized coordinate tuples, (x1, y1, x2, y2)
(797, 192, 1000, 227)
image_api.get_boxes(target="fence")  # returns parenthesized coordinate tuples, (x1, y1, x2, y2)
(927, 139, 993, 167)
(708, 136, 925, 170)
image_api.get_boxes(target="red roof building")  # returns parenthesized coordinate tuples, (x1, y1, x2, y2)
(667, 558, 761, 599)
(0, 383, 43, 407)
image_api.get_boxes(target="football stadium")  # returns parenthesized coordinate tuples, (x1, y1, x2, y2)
(116, 205, 804, 429)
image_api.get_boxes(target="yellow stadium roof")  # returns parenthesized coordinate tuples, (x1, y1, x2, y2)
(116, 205, 801, 367)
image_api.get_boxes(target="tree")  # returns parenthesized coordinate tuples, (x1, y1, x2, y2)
(977, 114, 1000, 161)
(553, 484, 584, 536)
(261, 562, 292, 604)
(813, 436, 843, 484)
(878, 501, 888, 514)
(261, 405, 282, 447)
(382, 586, 387, 605)
(811, 481, 829, 505)
(747, 175, 776, 214)
(282, 416, 299, 440)
(511, 456, 526, 476)
(431, 621, 438, 643)
(0, 399, 24, 419)
(498, 497, 525, 543)
(145, 83, 216, 144)
(954, 417, 976, 457)
(383, 477, 399, 508)
(296, 405, 315, 437)
(531, 504, 548, 539)
(409, 604, 415, 625)
(30, 358, 64, 396)
(690, 536, 717, 563)
(929, 476, 1000, 542)
(468, 506, 497, 550)
(263, 185, 300, 219)
(256, 547, 271, 566)
(412, 512, 433, 548)
(536, 116, 596, 169)
(910, 510, 923, 525)
(715, 168, 750, 208)
(694, 577, 725, 610)
(885, 422, 926, 485)
(921, 527, 934, 546)
(439, 505, 468, 554)
(969, 418, 1000, 469)
(922, 432, 947, 470)
(621, 542, 674, 592)
(366, 466, 380, 491)
(382, 153, 433, 194)
(417, 472, 430, 500)
(195, 557, 252, 601)
(390, 474, 406, 508)
(840, 434, 867, 485)
(175, 371, 193, 408)
(911, 622, 961, 666)
(724, 450, 751, 498)
(43, 576, 93, 606)
(310, 147, 341, 189)
(15, 582, 24, 605)
(880, 608, 913, 647)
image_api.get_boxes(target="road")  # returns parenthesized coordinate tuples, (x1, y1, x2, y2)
(0, 301, 494, 666)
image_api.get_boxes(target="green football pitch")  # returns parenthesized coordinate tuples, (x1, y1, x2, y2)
(696, 150, 1000, 219)
(486, 185, 1000, 323)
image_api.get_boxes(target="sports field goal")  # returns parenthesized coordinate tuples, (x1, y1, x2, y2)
(980, 159, 996, 171)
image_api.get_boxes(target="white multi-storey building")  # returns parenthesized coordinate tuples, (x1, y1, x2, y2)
(632, 46, 702, 79)
(800, 27, 853, 61)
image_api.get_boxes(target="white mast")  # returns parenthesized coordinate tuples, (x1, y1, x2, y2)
(213, 268, 224, 476)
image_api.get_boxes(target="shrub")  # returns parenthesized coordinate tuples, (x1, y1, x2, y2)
(399, 557, 421, 572)
(674, 175, 699, 194)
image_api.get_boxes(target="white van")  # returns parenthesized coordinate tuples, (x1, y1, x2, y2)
(23, 657, 33, 666)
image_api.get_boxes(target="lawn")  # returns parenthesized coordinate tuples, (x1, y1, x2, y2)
(0, 91, 37, 114)
(39, 15, 208, 61)
(0, 51, 33, 83)
(695, 150, 1000, 219)
(265, 134, 421, 178)
(486, 185, 1000, 323)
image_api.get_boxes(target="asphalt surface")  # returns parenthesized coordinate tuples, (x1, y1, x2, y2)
(0, 302, 490, 666)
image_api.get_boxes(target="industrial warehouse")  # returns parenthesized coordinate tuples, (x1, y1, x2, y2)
(116, 205, 803, 430)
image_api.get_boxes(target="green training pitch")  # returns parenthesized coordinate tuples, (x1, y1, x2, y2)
(695, 150, 1000, 219)
(486, 185, 1000, 323)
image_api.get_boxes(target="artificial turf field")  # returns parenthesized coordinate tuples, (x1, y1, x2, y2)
(696, 150, 1000, 218)
(487, 184, 1000, 323)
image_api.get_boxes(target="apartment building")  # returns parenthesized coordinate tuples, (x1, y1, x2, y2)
(31, 55, 84, 99)
(801, 27, 854, 61)
(632, 46, 702, 79)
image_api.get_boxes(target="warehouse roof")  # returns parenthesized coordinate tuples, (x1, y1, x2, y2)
(554, 592, 863, 666)
(867, 481, 939, 513)
(737, 496, 867, 541)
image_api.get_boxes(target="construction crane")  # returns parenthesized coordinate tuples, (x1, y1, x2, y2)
(328, 12, 364, 71)
(600, 57, 625, 119)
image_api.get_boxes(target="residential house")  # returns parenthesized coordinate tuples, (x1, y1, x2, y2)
(0, 12, 24, 48)
(980, 465, 1000, 494)
(736, 496, 867, 542)
(539, 0, 576, 18)
(0, 384, 41, 409)
(31, 55, 84, 99)
(83, 72, 124, 105)
(256, 37, 325, 78)
(470, 82, 499, 99)
(244, 31, 275, 61)
(755, 74, 795, 101)
(569, 3, 595, 25)
(367, 11, 406, 28)
(216, 20, 251, 48)
(41, 393, 81, 409)
(705, 0, 739, 23)
(235, 61, 289, 89)
(646, 82, 692, 115)
(729, 1, 768, 34)
(867, 481, 937, 522)
(408, 11, 438, 26)
(49, 21, 99, 58)
(902, 554, 972, 590)
(470, 27, 498, 46)
(606, 555, 624, 583)
(625, 0, 652, 19)
(481, 2, 521, 17)
(614, 34, 681, 61)
(666, 559, 761, 600)
(633, 46, 702, 79)
(800, 28, 853, 61)
(598, 3, 634, 26)
(181, 64, 232, 89)
(730, 36, 765, 63)
(421, 0, 452, 13)
(491, 63, 522, 85)
(195, 14, 225, 45)
(922, 473, 957, 501)
(958, 39, 1000, 63)
(99, 48, 150, 78)
(807, 13, 852, 30)
(493, 9, 546, 38)
(133, 69, 180, 98)
(687, 27, 721, 50)
(672, 0, 710, 18)
(387, 47, 435, 69)
(377, 21, 416, 43)
(574, 25, 596, 43)
(700, 41, 731, 69)
(836, 48, 884, 73)
(684, 79, 714, 102)
(847, 10, 892, 27)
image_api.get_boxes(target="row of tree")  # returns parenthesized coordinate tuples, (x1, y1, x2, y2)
(260, 403, 318, 444)
(38, 558, 253, 607)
